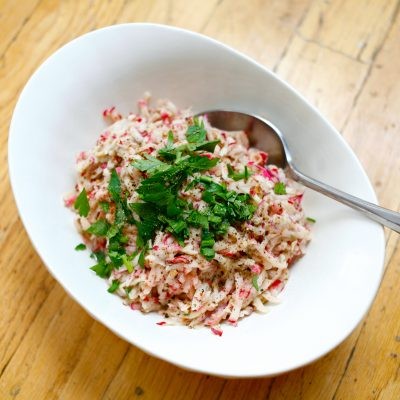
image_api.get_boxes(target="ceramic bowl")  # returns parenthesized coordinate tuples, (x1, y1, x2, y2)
(8, 23, 384, 377)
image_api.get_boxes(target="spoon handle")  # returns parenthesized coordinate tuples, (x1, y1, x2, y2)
(292, 169, 400, 233)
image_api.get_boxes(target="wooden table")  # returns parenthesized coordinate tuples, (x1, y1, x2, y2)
(1, 1, 399, 399)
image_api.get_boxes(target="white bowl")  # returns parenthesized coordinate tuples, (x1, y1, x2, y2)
(9, 23, 385, 378)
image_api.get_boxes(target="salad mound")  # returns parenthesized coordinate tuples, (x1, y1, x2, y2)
(66, 94, 312, 335)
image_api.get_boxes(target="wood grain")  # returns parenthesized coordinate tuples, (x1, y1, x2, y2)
(276, 35, 368, 129)
(298, 0, 399, 62)
(1, 0, 399, 399)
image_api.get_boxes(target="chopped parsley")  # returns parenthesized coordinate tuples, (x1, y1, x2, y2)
(74, 243, 86, 251)
(227, 165, 253, 181)
(138, 245, 148, 268)
(129, 119, 256, 261)
(85, 117, 257, 282)
(191, 178, 256, 259)
(99, 201, 110, 213)
(125, 287, 133, 296)
(108, 169, 121, 202)
(107, 280, 120, 293)
(274, 182, 287, 195)
(74, 188, 90, 217)
(186, 117, 207, 143)
(86, 219, 110, 237)
(131, 155, 169, 174)
(90, 251, 112, 278)
(252, 275, 259, 291)
(122, 254, 134, 273)
(306, 217, 316, 223)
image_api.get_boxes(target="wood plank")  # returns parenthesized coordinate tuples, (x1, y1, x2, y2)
(341, 22, 400, 214)
(260, 5, 400, 400)
(298, 0, 399, 62)
(0, 220, 54, 374)
(331, 11, 400, 400)
(333, 247, 400, 400)
(0, 285, 94, 399)
(117, 0, 220, 31)
(0, 0, 41, 57)
(0, 0, 129, 397)
(217, 379, 273, 400)
(0, 181, 21, 245)
(102, 350, 226, 400)
(57, 324, 129, 399)
(0, 0, 399, 399)
(203, 0, 311, 69)
(276, 35, 369, 129)
(266, 326, 363, 399)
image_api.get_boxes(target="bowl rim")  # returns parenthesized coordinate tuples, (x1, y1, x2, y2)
(8, 22, 385, 378)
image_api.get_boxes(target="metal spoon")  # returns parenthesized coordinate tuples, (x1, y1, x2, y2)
(201, 110, 400, 233)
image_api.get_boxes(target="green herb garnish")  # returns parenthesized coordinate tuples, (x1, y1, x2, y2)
(138, 246, 148, 268)
(85, 116, 257, 280)
(74, 188, 90, 217)
(252, 275, 259, 291)
(86, 219, 111, 237)
(186, 117, 207, 143)
(107, 280, 120, 293)
(132, 155, 169, 174)
(74, 243, 86, 251)
(274, 182, 287, 195)
(108, 169, 121, 202)
(90, 252, 112, 278)
(306, 217, 316, 223)
(99, 201, 110, 213)
(122, 254, 134, 273)
(227, 165, 253, 181)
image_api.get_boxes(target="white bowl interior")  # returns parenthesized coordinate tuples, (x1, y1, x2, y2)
(9, 24, 384, 377)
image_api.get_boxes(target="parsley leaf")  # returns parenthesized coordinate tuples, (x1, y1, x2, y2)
(159, 215, 188, 236)
(185, 155, 219, 172)
(227, 165, 253, 181)
(138, 246, 148, 268)
(186, 117, 207, 143)
(99, 201, 110, 213)
(108, 280, 120, 293)
(86, 219, 110, 236)
(201, 230, 215, 248)
(193, 140, 220, 153)
(106, 224, 119, 239)
(90, 256, 112, 278)
(75, 243, 86, 251)
(201, 246, 215, 260)
(167, 130, 174, 147)
(108, 169, 121, 202)
(200, 230, 216, 260)
(74, 188, 90, 217)
(131, 155, 169, 175)
(187, 210, 209, 230)
(130, 202, 163, 247)
(274, 182, 287, 195)
(158, 119, 219, 161)
(252, 275, 259, 291)
(306, 217, 316, 223)
(114, 202, 126, 226)
(125, 287, 133, 296)
(122, 254, 134, 273)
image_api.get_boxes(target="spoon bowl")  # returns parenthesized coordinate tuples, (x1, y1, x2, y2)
(202, 110, 400, 233)
(205, 110, 285, 167)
